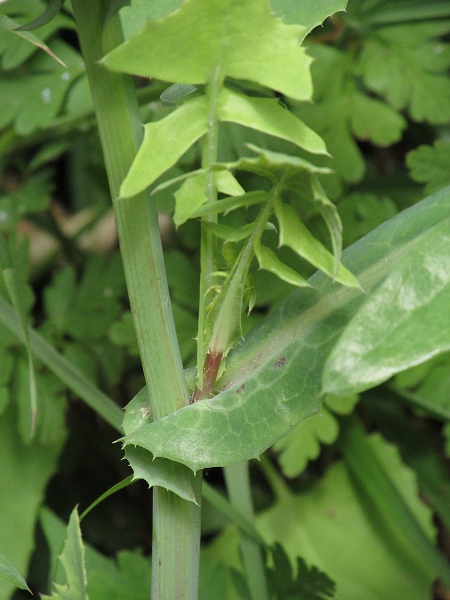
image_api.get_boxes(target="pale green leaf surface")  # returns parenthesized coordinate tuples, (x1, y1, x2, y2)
(271, 0, 348, 32)
(203, 222, 254, 243)
(0, 554, 30, 592)
(214, 170, 245, 197)
(42, 508, 88, 600)
(407, 140, 450, 194)
(204, 435, 436, 600)
(103, 0, 312, 100)
(122, 389, 200, 504)
(218, 89, 328, 156)
(122, 188, 450, 471)
(192, 190, 268, 218)
(275, 201, 359, 288)
(120, 0, 182, 39)
(323, 209, 450, 396)
(173, 172, 208, 226)
(119, 97, 208, 197)
(0, 405, 63, 600)
(255, 243, 310, 288)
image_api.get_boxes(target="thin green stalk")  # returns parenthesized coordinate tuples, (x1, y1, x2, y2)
(196, 66, 224, 391)
(224, 462, 270, 600)
(70, 4, 201, 599)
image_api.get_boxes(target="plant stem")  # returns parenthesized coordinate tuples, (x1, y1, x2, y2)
(196, 66, 223, 391)
(224, 462, 270, 600)
(70, 4, 201, 598)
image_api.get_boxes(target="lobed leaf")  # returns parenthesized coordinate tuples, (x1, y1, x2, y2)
(218, 89, 328, 157)
(121, 187, 450, 471)
(102, 0, 312, 101)
(407, 140, 450, 194)
(122, 388, 200, 504)
(255, 242, 310, 288)
(357, 22, 450, 123)
(119, 96, 209, 198)
(271, 0, 348, 32)
(275, 200, 359, 288)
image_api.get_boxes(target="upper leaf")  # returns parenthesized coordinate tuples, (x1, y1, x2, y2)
(102, 0, 312, 100)
(271, 0, 348, 32)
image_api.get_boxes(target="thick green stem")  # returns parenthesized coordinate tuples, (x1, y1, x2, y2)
(71, 4, 201, 598)
(224, 462, 270, 600)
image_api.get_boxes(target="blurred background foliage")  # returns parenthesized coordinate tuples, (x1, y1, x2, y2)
(0, 0, 449, 598)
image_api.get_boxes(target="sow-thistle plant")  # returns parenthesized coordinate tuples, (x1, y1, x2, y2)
(3, 1, 450, 599)
(102, 0, 359, 406)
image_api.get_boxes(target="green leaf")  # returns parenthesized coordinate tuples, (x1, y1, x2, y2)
(323, 200, 450, 396)
(15, 0, 63, 31)
(41, 508, 152, 600)
(42, 508, 89, 600)
(0, 39, 84, 134)
(160, 82, 198, 107)
(0, 0, 73, 70)
(338, 415, 450, 588)
(207, 434, 437, 600)
(255, 242, 310, 288)
(119, 96, 209, 197)
(0, 404, 63, 600)
(0, 235, 37, 439)
(120, 187, 450, 471)
(102, 0, 313, 101)
(0, 554, 30, 593)
(293, 43, 407, 183)
(274, 394, 359, 478)
(192, 190, 268, 219)
(275, 200, 359, 287)
(173, 172, 208, 227)
(214, 170, 245, 197)
(407, 140, 450, 194)
(218, 89, 328, 156)
(122, 389, 201, 504)
(357, 21, 450, 124)
(271, 0, 348, 31)
(267, 543, 335, 600)
(0, 13, 66, 66)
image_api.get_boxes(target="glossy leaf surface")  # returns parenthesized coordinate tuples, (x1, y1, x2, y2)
(122, 188, 450, 471)
(323, 206, 450, 396)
